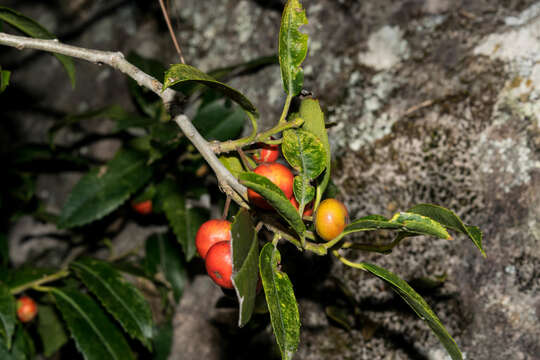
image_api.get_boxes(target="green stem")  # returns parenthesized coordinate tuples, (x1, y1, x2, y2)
(332, 250, 367, 270)
(278, 94, 293, 125)
(10, 269, 70, 295)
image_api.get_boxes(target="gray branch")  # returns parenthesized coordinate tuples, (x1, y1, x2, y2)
(0, 31, 248, 204)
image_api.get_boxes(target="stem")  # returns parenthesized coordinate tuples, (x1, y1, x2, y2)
(278, 94, 293, 125)
(222, 197, 231, 220)
(210, 115, 304, 154)
(10, 269, 70, 295)
(158, 0, 186, 64)
(0, 32, 248, 207)
(236, 147, 254, 171)
(332, 250, 367, 271)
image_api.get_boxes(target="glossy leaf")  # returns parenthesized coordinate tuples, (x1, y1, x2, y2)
(407, 204, 485, 256)
(51, 288, 134, 360)
(282, 129, 326, 179)
(279, 0, 308, 96)
(359, 262, 462, 360)
(58, 149, 152, 228)
(152, 321, 173, 360)
(239, 172, 305, 237)
(299, 99, 331, 208)
(10, 325, 34, 360)
(145, 234, 187, 302)
(0, 7, 76, 87)
(389, 212, 452, 240)
(193, 100, 246, 141)
(293, 175, 314, 205)
(259, 243, 300, 360)
(219, 155, 245, 178)
(71, 257, 153, 349)
(0, 67, 10, 94)
(163, 64, 258, 117)
(5, 267, 57, 292)
(0, 282, 15, 350)
(343, 215, 402, 235)
(231, 209, 259, 327)
(157, 179, 209, 261)
(37, 305, 68, 357)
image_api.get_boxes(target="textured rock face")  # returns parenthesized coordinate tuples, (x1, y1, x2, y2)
(3, 0, 540, 359)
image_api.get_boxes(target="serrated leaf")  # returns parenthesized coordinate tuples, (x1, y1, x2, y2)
(71, 257, 153, 349)
(279, 0, 308, 96)
(282, 129, 326, 179)
(163, 64, 258, 118)
(0, 67, 10, 94)
(0, 282, 15, 350)
(293, 175, 314, 205)
(193, 100, 246, 141)
(407, 204, 485, 257)
(359, 262, 462, 360)
(260, 243, 300, 360)
(389, 212, 452, 240)
(145, 234, 187, 302)
(157, 179, 209, 261)
(0, 7, 76, 87)
(231, 209, 259, 327)
(239, 172, 305, 237)
(51, 288, 134, 360)
(5, 267, 57, 292)
(37, 305, 68, 357)
(9, 325, 34, 360)
(58, 149, 152, 228)
(299, 99, 331, 209)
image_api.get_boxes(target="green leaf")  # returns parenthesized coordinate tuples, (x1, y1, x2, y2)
(0, 67, 10, 94)
(299, 99, 331, 209)
(0, 282, 15, 350)
(407, 204, 485, 257)
(156, 179, 209, 261)
(58, 149, 152, 228)
(37, 305, 68, 357)
(282, 129, 326, 179)
(219, 155, 245, 178)
(51, 288, 135, 360)
(145, 234, 187, 302)
(239, 172, 305, 237)
(5, 267, 57, 291)
(193, 100, 246, 141)
(71, 257, 153, 350)
(279, 0, 308, 96)
(163, 64, 258, 118)
(343, 215, 402, 235)
(389, 212, 452, 240)
(293, 175, 314, 205)
(0, 7, 76, 88)
(359, 262, 462, 360)
(10, 325, 34, 360)
(259, 243, 300, 360)
(325, 306, 353, 331)
(230, 209, 259, 327)
(152, 321, 173, 360)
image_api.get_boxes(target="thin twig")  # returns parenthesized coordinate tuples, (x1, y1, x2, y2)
(222, 197, 231, 220)
(158, 0, 186, 64)
(10, 269, 70, 295)
(0, 32, 247, 206)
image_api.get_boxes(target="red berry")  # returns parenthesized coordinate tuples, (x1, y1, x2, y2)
(195, 219, 232, 259)
(132, 200, 152, 215)
(248, 163, 294, 209)
(289, 197, 314, 216)
(17, 296, 37, 323)
(205, 241, 234, 289)
(314, 198, 348, 241)
(253, 143, 280, 163)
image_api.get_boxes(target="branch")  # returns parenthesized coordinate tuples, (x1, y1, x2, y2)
(0, 31, 248, 205)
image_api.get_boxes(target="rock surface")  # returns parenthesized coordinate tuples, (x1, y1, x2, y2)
(2, 0, 540, 359)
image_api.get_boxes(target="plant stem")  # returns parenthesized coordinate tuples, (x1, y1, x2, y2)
(158, 0, 186, 64)
(278, 94, 293, 125)
(10, 269, 70, 295)
(332, 250, 367, 270)
(222, 197, 231, 220)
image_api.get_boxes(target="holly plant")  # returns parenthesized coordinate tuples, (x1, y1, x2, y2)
(0, 1, 485, 359)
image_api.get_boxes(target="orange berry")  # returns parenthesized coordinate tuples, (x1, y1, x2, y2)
(253, 143, 280, 163)
(205, 241, 234, 289)
(314, 199, 348, 241)
(195, 219, 232, 259)
(289, 197, 314, 216)
(132, 200, 152, 215)
(248, 163, 294, 209)
(17, 296, 38, 323)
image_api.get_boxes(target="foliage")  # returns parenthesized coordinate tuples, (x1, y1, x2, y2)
(0, 1, 486, 359)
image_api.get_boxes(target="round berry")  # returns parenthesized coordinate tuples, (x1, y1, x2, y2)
(132, 200, 152, 215)
(314, 198, 348, 241)
(253, 143, 280, 163)
(205, 241, 234, 289)
(17, 296, 38, 323)
(195, 219, 232, 259)
(248, 163, 294, 209)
